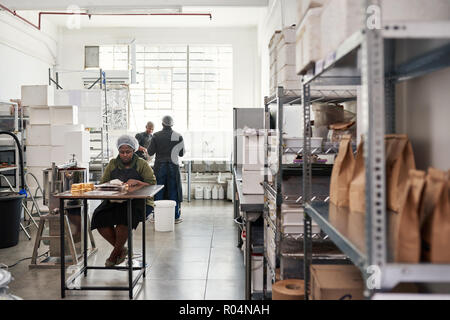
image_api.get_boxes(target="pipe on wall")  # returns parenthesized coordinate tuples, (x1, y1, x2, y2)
(0, 3, 212, 31)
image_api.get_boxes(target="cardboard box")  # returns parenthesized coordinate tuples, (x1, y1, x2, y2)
(276, 42, 296, 71)
(50, 124, 85, 146)
(297, 0, 328, 24)
(296, 8, 323, 75)
(310, 265, 365, 300)
(29, 106, 50, 125)
(320, 0, 364, 59)
(27, 124, 51, 146)
(50, 105, 79, 125)
(277, 65, 300, 83)
(26, 146, 52, 167)
(21, 85, 54, 106)
(381, 0, 450, 21)
(64, 130, 90, 163)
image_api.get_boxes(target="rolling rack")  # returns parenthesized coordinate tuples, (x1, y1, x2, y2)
(301, 0, 450, 300)
(262, 87, 353, 299)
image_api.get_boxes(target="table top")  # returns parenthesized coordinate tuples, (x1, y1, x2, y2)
(53, 185, 164, 200)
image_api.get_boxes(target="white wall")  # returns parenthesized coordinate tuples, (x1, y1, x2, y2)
(57, 26, 260, 109)
(0, 11, 58, 101)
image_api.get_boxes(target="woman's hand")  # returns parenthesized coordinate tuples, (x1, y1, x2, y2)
(125, 179, 141, 187)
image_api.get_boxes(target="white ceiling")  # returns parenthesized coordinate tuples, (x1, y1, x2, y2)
(37, 7, 266, 28)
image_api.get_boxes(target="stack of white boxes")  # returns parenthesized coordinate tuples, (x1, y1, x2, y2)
(242, 130, 266, 195)
(295, 4, 325, 75)
(22, 85, 90, 194)
(54, 89, 103, 128)
(269, 26, 300, 95)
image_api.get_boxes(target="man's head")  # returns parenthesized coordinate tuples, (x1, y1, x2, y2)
(117, 135, 138, 164)
(162, 115, 174, 128)
(145, 121, 154, 135)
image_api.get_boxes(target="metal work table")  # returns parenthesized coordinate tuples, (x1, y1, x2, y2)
(233, 166, 264, 300)
(54, 184, 164, 299)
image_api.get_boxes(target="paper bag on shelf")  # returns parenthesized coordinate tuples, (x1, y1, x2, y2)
(385, 134, 416, 212)
(394, 170, 426, 263)
(349, 134, 416, 214)
(330, 135, 355, 207)
(348, 139, 365, 213)
(420, 168, 450, 263)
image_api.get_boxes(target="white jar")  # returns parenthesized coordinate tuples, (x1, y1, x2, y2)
(212, 185, 219, 200)
(218, 185, 225, 200)
(203, 186, 212, 200)
(195, 186, 204, 200)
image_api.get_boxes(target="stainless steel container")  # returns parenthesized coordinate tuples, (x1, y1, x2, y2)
(43, 165, 87, 206)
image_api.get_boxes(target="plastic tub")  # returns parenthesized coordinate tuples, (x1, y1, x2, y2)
(154, 200, 176, 232)
(0, 192, 25, 248)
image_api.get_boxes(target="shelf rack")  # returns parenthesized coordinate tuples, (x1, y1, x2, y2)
(301, 0, 450, 300)
(262, 86, 354, 298)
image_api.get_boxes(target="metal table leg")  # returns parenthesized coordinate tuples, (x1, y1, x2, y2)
(127, 200, 133, 299)
(187, 160, 191, 202)
(245, 216, 251, 300)
(60, 198, 65, 298)
(142, 201, 146, 278)
(83, 199, 88, 277)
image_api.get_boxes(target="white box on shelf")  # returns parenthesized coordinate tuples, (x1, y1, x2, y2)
(277, 65, 300, 83)
(242, 168, 264, 195)
(27, 124, 51, 146)
(381, 0, 450, 22)
(278, 80, 301, 92)
(276, 43, 296, 71)
(50, 105, 79, 125)
(51, 146, 67, 165)
(64, 130, 90, 163)
(78, 107, 103, 128)
(26, 146, 52, 167)
(297, 0, 328, 23)
(21, 85, 54, 106)
(296, 8, 323, 75)
(283, 105, 304, 138)
(28, 106, 50, 125)
(252, 254, 264, 293)
(284, 137, 323, 149)
(277, 25, 297, 45)
(320, 0, 363, 60)
(50, 124, 85, 146)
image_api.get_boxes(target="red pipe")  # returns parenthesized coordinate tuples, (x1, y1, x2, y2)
(0, 3, 212, 31)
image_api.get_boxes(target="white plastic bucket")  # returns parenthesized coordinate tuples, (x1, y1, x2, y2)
(203, 186, 212, 200)
(195, 186, 204, 200)
(154, 200, 176, 232)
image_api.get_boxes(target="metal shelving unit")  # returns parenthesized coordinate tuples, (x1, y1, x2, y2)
(301, 0, 450, 300)
(262, 87, 352, 299)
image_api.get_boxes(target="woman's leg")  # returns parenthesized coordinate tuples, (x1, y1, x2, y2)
(97, 226, 116, 247)
(112, 224, 129, 257)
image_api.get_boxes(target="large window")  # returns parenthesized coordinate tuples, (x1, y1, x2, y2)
(98, 44, 233, 159)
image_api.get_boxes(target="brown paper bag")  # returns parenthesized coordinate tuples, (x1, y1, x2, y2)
(420, 168, 450, 263)
(330, 135, 355, 207)
(348, 139, 365, 213)
(385, 134, 416, 212)
(394, 170, 426, 263)
(349, 135, 416, 213)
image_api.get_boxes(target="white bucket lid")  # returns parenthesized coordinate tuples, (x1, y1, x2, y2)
(154, 200, 176, 208)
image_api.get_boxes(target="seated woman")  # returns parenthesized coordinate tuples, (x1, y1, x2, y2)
(91, 135, 156, 267)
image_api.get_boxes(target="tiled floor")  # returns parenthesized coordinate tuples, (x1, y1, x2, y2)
(0, 200, 245, 300)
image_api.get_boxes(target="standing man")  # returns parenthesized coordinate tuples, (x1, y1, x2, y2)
(148, 115, 184, 223)
(135, 121, 154, 160)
